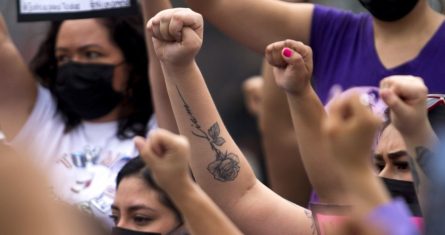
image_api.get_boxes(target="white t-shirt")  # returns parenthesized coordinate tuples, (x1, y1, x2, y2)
(10, 86, 155, 225)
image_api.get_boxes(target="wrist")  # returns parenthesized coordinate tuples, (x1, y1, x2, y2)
(161, 60, 197, 77)
(403, 120, 438, 150)
(285, 86, 316, 101)
(162, 177, 196, 200)
(348, 173, 391, 215)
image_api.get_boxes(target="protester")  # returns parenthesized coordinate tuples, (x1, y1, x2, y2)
(0, 7, 153, 222)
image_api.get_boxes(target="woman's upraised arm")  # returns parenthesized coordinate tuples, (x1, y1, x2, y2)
(380, 75, 437, 213)
(147, 8, 316, 235)
(185, 0, 314, 53)
(0, 14, 37, 140)
(259, 60, 311, 205)
(140, 0, 178, 133)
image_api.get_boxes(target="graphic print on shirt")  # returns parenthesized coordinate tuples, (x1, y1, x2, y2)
(54, 145, 133, 220)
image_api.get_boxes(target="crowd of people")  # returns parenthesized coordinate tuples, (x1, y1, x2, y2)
(1, 0, 445, 234)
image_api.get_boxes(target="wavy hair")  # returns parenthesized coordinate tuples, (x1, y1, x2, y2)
(30, 12, 153, 139)
(116, 157, 183, 224)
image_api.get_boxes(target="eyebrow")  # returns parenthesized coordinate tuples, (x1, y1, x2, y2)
(373, 154, 384, 161)
(111, 204, 156, 213)
(55, 44, 104, 52)
(387, 150, 408, 160)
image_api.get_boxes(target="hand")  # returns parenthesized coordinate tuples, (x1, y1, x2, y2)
(135, 129, 193, 193)
(379, 75, 429, 138)
(242, 76, 263, 117)
(147, 8, 204, 66)
(323, 93, 382, 171)
(265, 40, 313, 96)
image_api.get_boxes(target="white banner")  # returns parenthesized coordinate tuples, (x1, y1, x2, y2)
(20, 0, 131, 14)
(17, 0, 137, 22)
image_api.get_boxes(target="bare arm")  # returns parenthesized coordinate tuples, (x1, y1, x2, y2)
(185, 0, 314, 53)
(380, 75, 437, 213)
(266, 40, 347, 204)
(171, 183, 243, 235)
(135, 129, 243, 235)
(323, 94, 390, 216)
(259, 60, 310, 205)
(140, 0, 178, 133)
(148, 9, 316, 235)
(0, 14, 37, 139)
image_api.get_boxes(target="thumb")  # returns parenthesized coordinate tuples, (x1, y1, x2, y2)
(380, 88, 407, 115)
(181, 27, 202, 46)
(281, 47, 306, 70)
(149, 129, 186, 156)
(134, 136, 146, 153)
(134, 136, 159, 166)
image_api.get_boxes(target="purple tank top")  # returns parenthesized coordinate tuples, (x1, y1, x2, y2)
(310, 5, 445, 104)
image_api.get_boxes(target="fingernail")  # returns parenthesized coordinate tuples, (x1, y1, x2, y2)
(283, 48, 293, 58)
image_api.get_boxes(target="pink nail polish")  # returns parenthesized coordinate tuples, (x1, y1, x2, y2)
(283, 48, 293, 58)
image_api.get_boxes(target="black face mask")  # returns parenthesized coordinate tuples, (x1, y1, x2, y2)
(381, 177, 422, 216)
(359, 0, 419, 22)
(55, 62, 124, 120)
(111, 227, 161, 235)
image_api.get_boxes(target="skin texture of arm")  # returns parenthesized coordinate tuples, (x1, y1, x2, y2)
(148, 9, 317, 235)
(266, 40, 349, 204)
(0, 14, 37, 140)
(170, 182, 243, 235)
(379, 75, 437, 213)
(259, 60, 311, 205)
(140, 0, 178, 133)
(323, 93, 390, 216)
(184, 0, 314, 53)
(135, 129, 243, 235)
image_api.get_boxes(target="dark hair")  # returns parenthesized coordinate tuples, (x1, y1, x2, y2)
(30, 13, 153, 140)
(381, 103, 445, 140)
(116, 157, 182, 223)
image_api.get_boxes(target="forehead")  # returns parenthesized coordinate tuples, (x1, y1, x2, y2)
(376, 125, 406, 153)
(56, 19, 112, 48)
(114, 176, 161, 207)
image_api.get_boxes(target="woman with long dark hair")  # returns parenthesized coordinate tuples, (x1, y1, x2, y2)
(0, 6, 154, 223)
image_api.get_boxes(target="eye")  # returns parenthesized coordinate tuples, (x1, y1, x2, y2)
(109, 214, 119, 225)
(84, 51, 102, 60)
(56, 54, 71, 64)
(133, 215, 153, 226)
(374, 163, 385, 172)
(394, 162, 410, 171)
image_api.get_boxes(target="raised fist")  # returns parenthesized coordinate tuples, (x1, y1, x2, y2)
(323, 93, 382, 170)
(379, 75, 429, 138)
(135, 129, 192, 193)
(147, 8, 204, 66)
(265, 40, 313, 96)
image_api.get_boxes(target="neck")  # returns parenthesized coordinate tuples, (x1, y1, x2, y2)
(373, 1, 443, 39)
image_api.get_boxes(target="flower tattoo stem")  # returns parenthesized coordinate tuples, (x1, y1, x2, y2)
(177, 86, 240, 182)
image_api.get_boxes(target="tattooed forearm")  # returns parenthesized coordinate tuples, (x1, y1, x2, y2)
(415, 146, 434, 179)
(176, 86, 240, 182)
(408, 146, 434, 192)
(304, 209, 317, 235)
(408, 157, 421, 192)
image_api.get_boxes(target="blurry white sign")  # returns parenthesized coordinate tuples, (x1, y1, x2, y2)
(17, 0, 137, 22)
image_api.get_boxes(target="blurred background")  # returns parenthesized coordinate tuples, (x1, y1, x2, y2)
(1, 0, 443, 182)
